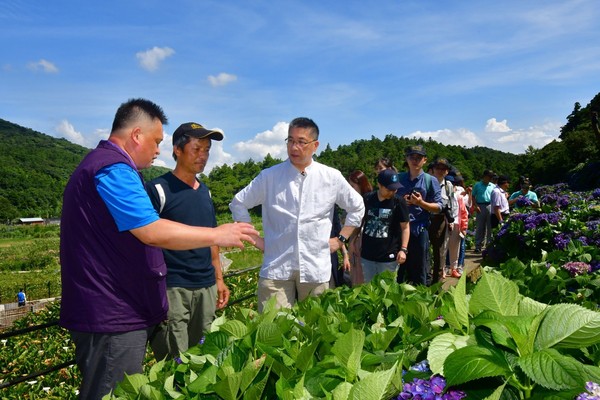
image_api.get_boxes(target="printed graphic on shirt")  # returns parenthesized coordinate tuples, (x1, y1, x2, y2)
(364, 208, 393, 238)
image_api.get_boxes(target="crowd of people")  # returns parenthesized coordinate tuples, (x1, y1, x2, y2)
(59, 98, 538, 399)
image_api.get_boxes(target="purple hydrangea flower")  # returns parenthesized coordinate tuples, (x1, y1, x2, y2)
(554, 233, 572, 250)
(576, 381, 600, 400)
(516, 196, 534, 208)
(397, 375, 466, 400)
(561, 261, 592, 276)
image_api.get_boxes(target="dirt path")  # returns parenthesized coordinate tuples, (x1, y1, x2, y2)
(442, 249, 482, 289)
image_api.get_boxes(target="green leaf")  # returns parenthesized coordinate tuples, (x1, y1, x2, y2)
(256, 321, 284, 347)
(219, 320, 248, 339)
(481, 381, 507, 400)
(186, 364, 218, 394)
(534, 303, 600, 349)
(212, 371, 242, 400)
(348, 363, 397, 400)
(112, 373, 149, 396)
(427, 332, 472, 376)
(239, 354, 266, 393)
(331, 328, 365, 382)
(518, 296, 548, 317)
(518, 348, 589, 390)
(242, 367, 270, 400)
(163, 375, 182, 399)
(148, 358, 165, 382)
(444, 345, 511, 387)
(469, 270, 520, 317)
(332, 381, 352, 400)
(295, 338, 320, 372)
(451, 271, 470, 330)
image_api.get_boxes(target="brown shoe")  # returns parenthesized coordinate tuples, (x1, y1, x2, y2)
(451, 270, 462, 278)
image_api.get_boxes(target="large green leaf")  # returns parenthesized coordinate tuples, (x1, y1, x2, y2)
(242, 367, 270, 400)
(212, 371, 242, 400)
(427, 332, 472, 376)
(219, 320, 248, 340)
(469, 271, 520, 317)
(534, 303, 600, 349)
(517, 348, 590, 390)
(331, 328, 365, 382)
(256, 321, 284, 347)
(451, 271, 470, 331)
(239, 354, 266, 393)
(348, 363, 397, 400)
(444, 345, 511, 386)
(112, 373, 149, 396)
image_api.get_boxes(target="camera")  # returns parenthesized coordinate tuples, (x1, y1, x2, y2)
(410, 188, 420, 197)
(442, 204, 454, 223)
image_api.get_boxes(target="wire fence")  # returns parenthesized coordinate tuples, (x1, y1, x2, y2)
(0, 266, 260, 391)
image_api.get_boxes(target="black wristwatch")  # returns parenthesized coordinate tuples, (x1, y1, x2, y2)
(337, 234, 349, 244)
(399, 247, 408, 255)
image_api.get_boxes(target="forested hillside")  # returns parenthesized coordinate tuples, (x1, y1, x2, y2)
(1, 91, 599, 220)
(0, 119, 89, 221)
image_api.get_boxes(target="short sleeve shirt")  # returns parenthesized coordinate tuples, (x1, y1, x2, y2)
(95, 163, 159, 232)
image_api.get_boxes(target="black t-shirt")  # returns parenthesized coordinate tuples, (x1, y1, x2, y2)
(360, 191, 410, 262)
(146, 172, 217, 288)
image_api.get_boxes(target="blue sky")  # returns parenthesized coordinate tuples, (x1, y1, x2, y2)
(2, 0, 600, 171)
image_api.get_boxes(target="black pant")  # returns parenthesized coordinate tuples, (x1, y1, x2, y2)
(491, 212, 509, 229)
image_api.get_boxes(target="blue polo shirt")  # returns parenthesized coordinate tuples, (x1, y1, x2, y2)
(397, 171, 442, 228)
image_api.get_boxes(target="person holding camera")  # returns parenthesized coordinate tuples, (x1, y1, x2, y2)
(396, 145, 443, 286)
(428, 158, 458, 284)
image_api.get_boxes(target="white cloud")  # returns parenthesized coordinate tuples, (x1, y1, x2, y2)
(207, 72, 238, 87)
(485, 118, 511, 133)
(490, 122, 561, 154)
(232, 121, 289, 161)
(56, 120, 84, 145)
(136, 46, 175, 72)
(408, 128, 484, 148)
(27, 59, 58, 73)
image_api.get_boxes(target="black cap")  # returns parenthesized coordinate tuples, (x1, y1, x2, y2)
(405, 144, 427, 156)
(432, 158, 451, 170)
(378, 169, 403, 190)
(172, 122, 223, 145)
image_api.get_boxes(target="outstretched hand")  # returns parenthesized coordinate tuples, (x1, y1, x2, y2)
(215, 222, 259, 248)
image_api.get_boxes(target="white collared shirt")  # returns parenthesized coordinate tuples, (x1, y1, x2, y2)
(230, 159, 365, 283)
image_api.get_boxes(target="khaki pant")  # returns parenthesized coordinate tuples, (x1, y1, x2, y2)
(150, 285, 217, 360)
(257, 270, 329, 312)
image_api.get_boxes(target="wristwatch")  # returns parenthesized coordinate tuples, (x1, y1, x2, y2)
(399, 247, 408, 255)
(337, 234, 349, 244)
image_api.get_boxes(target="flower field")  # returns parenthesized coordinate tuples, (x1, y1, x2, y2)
(1, 184, 599, 399)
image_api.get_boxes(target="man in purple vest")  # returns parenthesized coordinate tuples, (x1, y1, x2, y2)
(60, 98, 257, 400)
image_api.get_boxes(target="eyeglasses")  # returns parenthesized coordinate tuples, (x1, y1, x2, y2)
(285, 138, 317, 148)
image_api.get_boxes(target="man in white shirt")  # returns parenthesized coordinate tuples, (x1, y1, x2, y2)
(230, 117, 365, 312)
(490, 175, 511, 228)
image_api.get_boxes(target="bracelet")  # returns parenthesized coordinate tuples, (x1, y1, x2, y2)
(399, 247, 408, 255)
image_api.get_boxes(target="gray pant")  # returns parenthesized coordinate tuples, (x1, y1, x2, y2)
(71, 327, 153, 400)
(150, 285, 217, 361)
(475, 203, 492, 249)
(361, 258, 398, 283)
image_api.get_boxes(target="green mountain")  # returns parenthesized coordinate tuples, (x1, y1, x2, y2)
(2, 90, 598, 221)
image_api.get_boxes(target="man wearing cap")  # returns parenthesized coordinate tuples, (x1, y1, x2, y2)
(146, 122, 229, 361)
(471, 169, 496, 252)
(230, 117, 365, 312)
(508, 177, 540, 209)
(359, 169, 410, 283)
(396, 145, 443, 286)
(429, 158, 458, 283)
(490, 175, 511, 228)
(60, 100, 257, 400)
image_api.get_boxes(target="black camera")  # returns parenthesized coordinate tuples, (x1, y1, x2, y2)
(442, 205, 454, 223)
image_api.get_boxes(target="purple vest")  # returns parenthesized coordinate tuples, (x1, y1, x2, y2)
(59, 140, 167, 333)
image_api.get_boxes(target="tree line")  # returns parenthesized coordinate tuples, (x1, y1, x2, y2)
(1, 91, 598, 221)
